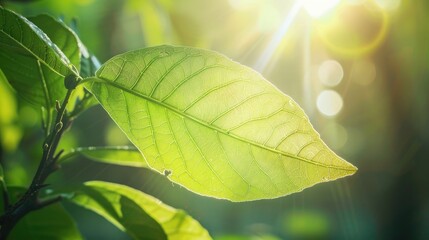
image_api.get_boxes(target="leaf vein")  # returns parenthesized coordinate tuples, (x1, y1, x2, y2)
(183, 78, 249, 112)
(94, 79, 355, 171)
(160, 64, 228, 102)
(182, 118, 237, 196)
(149, 54, 194, 96)
(248, 144, 280, 194)
(227, 106, 285, 132)
(216, 131, 250, 197)
(145, 100, 164, 169)
(211, 91, 270, 125)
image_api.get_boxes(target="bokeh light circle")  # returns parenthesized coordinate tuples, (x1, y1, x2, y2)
(318, 60, 344, 87)
(317, 90, 343, 116)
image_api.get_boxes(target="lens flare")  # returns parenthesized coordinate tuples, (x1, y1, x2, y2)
(302, 0, 341, 18)
(316, 2, 389, 57)
(254, 1, 302, 72)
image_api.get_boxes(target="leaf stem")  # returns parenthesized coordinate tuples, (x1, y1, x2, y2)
(77, 77, 97, 85)
(0, 87, 75, 239)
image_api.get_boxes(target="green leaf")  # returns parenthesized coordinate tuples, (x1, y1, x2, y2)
(10, 204, 83, 240)
(66, 181, 166, 240)
(73, 47, 101, 113)
(66, 181, 211, 240)
(61, 146, 148, 167)
(28, 14, 85, 114)
(28, 14, 81, 71)
(80, 50, 101, 78)
(0, 187, 82, 240)
(0, 7, 78, 110)
(85, 45, 357, 201)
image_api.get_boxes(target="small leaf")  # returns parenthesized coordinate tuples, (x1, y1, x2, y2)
(0, 187, 82, 240)
(80, 51, 101, 78)
(66, 181, 211, 240)
(75, 43, 101, 112)
(86, 45, 357, 201)
(0, 7, 79, 110)
(62, 146, 148, 167)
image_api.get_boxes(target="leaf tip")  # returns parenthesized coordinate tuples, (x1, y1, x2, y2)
(348, 163, 358, 174)
(338, 160, 358, 178)
(342, 158, 358, 174)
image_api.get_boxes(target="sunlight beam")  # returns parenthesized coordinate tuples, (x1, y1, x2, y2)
(254, 1, 302, 73)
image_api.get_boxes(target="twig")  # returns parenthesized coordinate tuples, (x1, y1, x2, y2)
(0, 75, 79, 239)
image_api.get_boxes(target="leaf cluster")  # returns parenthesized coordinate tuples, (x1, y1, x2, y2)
(0, 6, 356, 239)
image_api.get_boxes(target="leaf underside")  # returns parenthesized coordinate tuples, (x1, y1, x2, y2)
(86, 45, 357, 201)
(68, 181, 211, 240)
(28, 14, 80, 71)
(0, 7, 78, 109)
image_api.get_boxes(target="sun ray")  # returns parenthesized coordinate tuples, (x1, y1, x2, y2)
(254, 1, 303, 73)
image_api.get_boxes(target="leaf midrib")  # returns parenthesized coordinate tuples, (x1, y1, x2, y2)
(91, 77, 355, 172)
(0, 25, 75, 77)
(0, 29, 62, 76)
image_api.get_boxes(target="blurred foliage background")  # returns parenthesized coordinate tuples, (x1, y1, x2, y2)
(0, 0, 428, 239)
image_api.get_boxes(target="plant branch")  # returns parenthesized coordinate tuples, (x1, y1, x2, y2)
(0, 81, 77, 239)
(34, 195, 62, 211)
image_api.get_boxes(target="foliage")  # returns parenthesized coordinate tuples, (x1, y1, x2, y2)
(0, 5, 356, 239)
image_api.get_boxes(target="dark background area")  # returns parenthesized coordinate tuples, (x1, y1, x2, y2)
(0, 0, 428, 239)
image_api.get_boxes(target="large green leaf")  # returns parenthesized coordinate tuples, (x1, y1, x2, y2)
(0, 187, 82, 240)
(66, 181, 211, 240)
(0, 7, 78, 110)
(85, 45, 357, 201)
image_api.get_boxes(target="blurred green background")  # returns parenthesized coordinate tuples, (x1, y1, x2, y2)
(0, 0, 428, 239)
